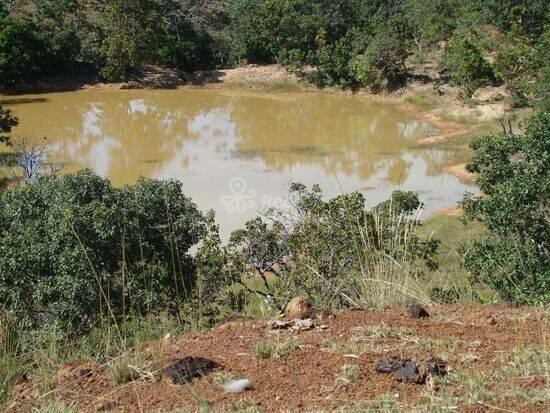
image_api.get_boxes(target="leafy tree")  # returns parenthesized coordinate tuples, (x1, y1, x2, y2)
(223, 184, 439, 311)
(461, 112, 550, 305)
(403, 0, 459, 59)
(0, 15, 45, 86)
(0, 105, 18, 145)
(156, 21, 214, 72)
(442, 35, 495, 96)
(99, 0, 162, 81)
(0, 170, 206, 331)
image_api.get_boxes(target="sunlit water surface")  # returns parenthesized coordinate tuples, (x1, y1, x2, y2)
(3, 89, 476, 238)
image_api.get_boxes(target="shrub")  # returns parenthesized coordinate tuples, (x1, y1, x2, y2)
(99, 0, 161, 81)
(224, 184, 439, 312)
(156, 22, 215, 72)
(0, 15, 45, 87)
(0, 105, 18, 145)
(442, 35, 495, 96)
(0, 170, 205, 332)
(460, 112, 549, 305)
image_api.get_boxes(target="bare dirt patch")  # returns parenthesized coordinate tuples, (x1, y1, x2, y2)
(10, 305, 548, 412)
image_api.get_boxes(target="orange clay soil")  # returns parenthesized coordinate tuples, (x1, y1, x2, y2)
(9, 305, 548, 412)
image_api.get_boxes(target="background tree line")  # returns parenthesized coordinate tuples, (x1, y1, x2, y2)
(0, 0, 548, 103)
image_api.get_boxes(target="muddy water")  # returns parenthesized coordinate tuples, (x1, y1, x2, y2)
(3, 89, 475, 237)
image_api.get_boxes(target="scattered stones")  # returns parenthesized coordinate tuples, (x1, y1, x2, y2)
(409, 305, 430, 319)
(285, 296, 311, 319)
(375, 355, 447, 384)
(220, 378, 251, 393)
(161, 357, 220, 386)
(267, 318, 327, 332)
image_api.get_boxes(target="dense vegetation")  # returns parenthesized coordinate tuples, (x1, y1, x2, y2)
(0, 0, 548, 102)
(461, 112, 549, 305)
(0, 1, 548, 408)
(0, 104, 17, 144)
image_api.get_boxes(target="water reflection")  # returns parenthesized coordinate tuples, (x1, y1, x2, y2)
(6, 89, 476, 237)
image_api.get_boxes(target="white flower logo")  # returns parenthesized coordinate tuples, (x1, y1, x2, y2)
(220, 177, 256, 214)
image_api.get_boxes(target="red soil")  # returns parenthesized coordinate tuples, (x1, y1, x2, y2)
(10, 305, 548, 412)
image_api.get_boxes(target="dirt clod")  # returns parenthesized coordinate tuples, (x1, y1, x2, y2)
(394, 359, 423, 383)
(285, 296, 311, 320)
(161, 357, 219, 385)
(409, 305, 430, 318)
(375, 356, 403, 373)
(375, 356, 447, 384)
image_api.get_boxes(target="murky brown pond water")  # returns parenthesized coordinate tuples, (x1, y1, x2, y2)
(3, 89, 475, 237)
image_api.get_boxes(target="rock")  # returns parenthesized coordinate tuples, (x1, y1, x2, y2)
(409, 305, 429, 319)
(285, 296, 311, 320)
(375, 355, 447, 384)
(394, 360, 423, 384)
(473, 86, 505, 103)
(375, 356, 403, 373)
(161, 357, 219, 386)
(220, 379, 251, 393)
(421, 357, 447, 377)
(267, 318, 323, 332)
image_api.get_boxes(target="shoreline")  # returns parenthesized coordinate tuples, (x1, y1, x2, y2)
(2, 64, 516, 215)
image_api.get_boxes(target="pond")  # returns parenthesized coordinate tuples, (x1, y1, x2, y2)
(3, 89, 475, 238)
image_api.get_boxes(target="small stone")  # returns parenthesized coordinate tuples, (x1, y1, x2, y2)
(394, 360, 423, 384)
(375, 355, 403, 373)
(161, 357, 219, 386)
(220, 379, 251, 393)
(422, 357, 447, 377)
(409, 305, 430, 318)
(375, 355, 447, 384)
(285, 296, 311, 320)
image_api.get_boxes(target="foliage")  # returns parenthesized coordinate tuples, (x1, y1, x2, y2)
(156, 21, 215, 72)
(99, 0, 162, 81)
(0, 170, 206, 331)
(0, 105, 18, 145)
(442, 35, 495, 96)
(460, 112, 550, 305)
(0, 0, 547, 94)
(221, 184, 438, 312)
(0, 15, 45, 87)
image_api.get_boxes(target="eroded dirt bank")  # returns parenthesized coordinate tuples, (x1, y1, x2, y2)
(9, 305, 548, 412)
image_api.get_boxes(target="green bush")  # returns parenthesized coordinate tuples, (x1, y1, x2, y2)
(222, 184, 439, 311)
(0, 170, 206, 331)
(156, 22, 215, 72)
(442, 35, 495, 96)
(99, 0, 161, 81)
(0, 105, 18, 145)
(0, 15, 45, 87)
(461, 112, 550, 305)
